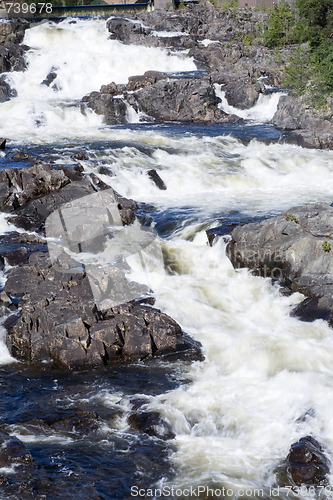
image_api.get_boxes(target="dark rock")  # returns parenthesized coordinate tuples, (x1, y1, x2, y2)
(41, 71, 57, 87)
(0, 162, 70, 212)
(0, 431, 34, 468)
(224, 81, 259, 109)
(0, 19, 30, 45)
(291, 297, 333, 325)
(71, 151, 89, 161)
(286, 436, 330, 486)
(0, 76, 17, 102)
(98, 165, 114, 176)
(132, 77, 241, 124)
(49, 410, 100, 434)
(5, 43, 28, 72)
(5, 251, 203, 368)
(128, 410, 175, 440)
(127, 71, 167, 92)
(127, 395, 151, 410)
(9, 151, 35, 162)
(82, 91, 127, 125)
(147, 169, 167, 190)
(0, 137, 6, 150)
(4, 169, 135, 233)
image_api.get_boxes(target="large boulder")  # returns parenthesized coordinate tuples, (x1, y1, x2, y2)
(5, 251, 202, 368)
(286, 436, 330, 486)
(272, 95, 333, 150)
(227, 204, 333, 324)
(83, 76, 241, 124)
(223, 81, 259, 109)
(82, 91, 128, 125)
(131, 77, 241, 123)
(0, 154, 203, 368)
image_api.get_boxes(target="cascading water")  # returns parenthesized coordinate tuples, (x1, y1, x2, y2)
(214, 83, 286, 123)
(1, 16, 333, 500)
(0, 18, 196, 142)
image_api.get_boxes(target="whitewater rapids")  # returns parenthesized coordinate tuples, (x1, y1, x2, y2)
(0, 17, 333, 499)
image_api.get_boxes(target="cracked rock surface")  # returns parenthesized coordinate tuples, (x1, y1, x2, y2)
(0, 155, 202, 369)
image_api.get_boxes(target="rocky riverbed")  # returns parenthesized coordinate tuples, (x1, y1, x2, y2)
(0, 4, 332, 497)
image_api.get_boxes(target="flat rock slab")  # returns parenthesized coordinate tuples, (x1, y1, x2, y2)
(286, 436, 330, 486)
(5, 248, 203, 369)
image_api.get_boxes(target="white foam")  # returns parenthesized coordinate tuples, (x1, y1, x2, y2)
(0, 18, 196, 142)
(151, 30, 189, 37)
(214, 83, 286, 122)
(96, 132, 333, 215)
(199, 39, 220, 47)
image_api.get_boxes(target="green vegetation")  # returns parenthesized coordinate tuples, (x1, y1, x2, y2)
(264, 0, 333, 101)
(263, 1, 296, 48)
(322, 241, 331, 252)
(284, 213, 299, 224)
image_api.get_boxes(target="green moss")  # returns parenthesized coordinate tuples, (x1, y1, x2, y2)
(322, 241, 331, 252)
(284, 213, 299, 224)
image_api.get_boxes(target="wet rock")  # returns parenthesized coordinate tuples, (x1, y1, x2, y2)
(127, 71, 167, 92)
(0, 76, 17, 102)
(227, 204, 333, 325)
(127, 395, 151, 410)
(0, 162, 70, 212)
(132, 77, 241, 124)
(224, 81, 259, 109)
(98, 165, 114, 176)
(286, 436, 330, 486)
(128, 410, 175, 440)
(82, 91, 127, 125)
(291, 297, 333, 325)
(49, 411, 100, 434)
(0, 19, 30, 45)
(147, 169, 167, 190)
(0, 151, 201, 369)
(71, 151, 89, 161)
(5, 251, 203, 368)
(41, 71, 57, 87)
(0, 430, 36, 480)
(1, 166, 136, 232)
(8, 151, 35, 162)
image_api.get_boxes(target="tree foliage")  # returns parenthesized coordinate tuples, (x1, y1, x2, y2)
(265, 0, 333, 96)
(263, 1, 296, 48)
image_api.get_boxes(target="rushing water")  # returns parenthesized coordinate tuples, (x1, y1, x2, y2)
(1, 16, 333, 500)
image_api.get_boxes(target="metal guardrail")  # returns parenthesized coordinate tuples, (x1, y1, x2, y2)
(0, 0, 199, 19)
(0, 1, 153, 19)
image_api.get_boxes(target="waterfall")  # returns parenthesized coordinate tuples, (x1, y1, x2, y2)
(214, 83, 286, 123)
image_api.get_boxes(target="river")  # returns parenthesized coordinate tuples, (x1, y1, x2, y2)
(0, 17, 333, 500)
